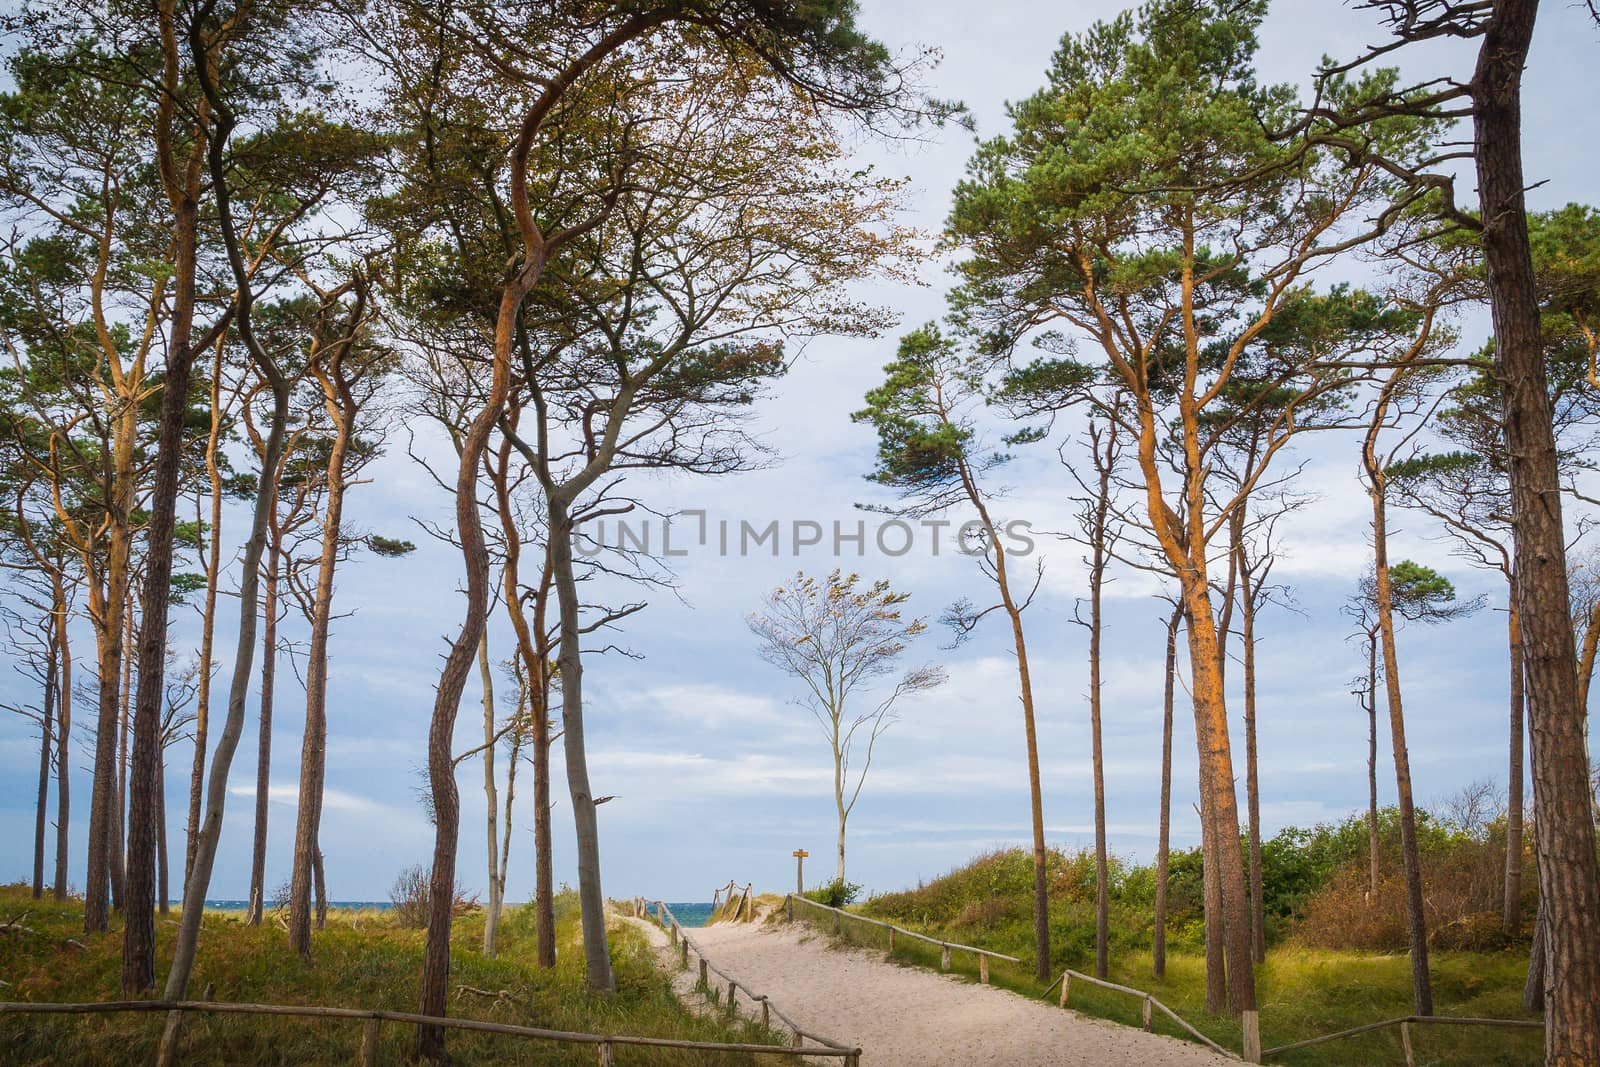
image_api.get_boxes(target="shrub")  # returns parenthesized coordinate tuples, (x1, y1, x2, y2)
(804, 878, 862, 909)
(389, 864, 480, 929)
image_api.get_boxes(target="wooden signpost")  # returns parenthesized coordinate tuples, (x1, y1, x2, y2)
(793, 849, 809, 895)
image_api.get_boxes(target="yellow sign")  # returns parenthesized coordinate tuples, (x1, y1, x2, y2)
(792, 849, 809, 858)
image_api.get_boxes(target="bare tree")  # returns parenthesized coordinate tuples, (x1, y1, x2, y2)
(750, 570, 943, 883)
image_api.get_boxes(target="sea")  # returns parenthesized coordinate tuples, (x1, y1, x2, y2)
(661, 902, 715, 928)
(192, 900, 718, 925)
(196, 900, 392, 911)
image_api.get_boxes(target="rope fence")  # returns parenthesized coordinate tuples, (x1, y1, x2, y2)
(785, 894, 1018, 984)
(643, 899, 861, 1065)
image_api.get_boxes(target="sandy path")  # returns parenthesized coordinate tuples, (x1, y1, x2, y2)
(625, 917, 1237, 1066)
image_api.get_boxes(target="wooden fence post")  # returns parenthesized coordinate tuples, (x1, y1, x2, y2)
(887, 927, 895, 952)
(727, 981, 738, 1016)
(155, 1009, 185, 1067)
(1242, 1009, 1261, 1063)
(680, 938, 689, 969)
(761, 998, 770, 1029)
(1059, 974, 1071, 1007)
(940, 944, 951, 971)
(833, 911, 841, 935)
(1142, 996, 1152, 1032)
(845, 1051, 861, 1067)
(1400, 1020, 1415, 1067)
(791, 1027, 803, 1048)
(359, 1016, 381, 1067)
(597, 1040, 615, 1066)
(979, 956, 989, 984)
(699, 957, 709, 989)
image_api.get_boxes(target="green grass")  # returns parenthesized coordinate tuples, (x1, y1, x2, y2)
(789, 905, 1541, 1066)
(0, 884, 788, 1065)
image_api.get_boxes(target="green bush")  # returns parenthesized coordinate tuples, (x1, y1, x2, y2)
(803, 878, 862, 908)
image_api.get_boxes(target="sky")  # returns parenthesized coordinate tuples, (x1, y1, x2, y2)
(3, 0, 1600, 906)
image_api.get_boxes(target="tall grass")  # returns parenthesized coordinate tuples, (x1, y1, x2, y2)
(792, 844, 1543, 1066)
(0, 884, 787, 1065)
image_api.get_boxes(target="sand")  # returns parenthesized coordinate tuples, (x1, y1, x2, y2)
(625, 916, 1239, 1066)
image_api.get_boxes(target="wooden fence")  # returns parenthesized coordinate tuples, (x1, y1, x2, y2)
(0, 995, 862, 1065)
(1260, 1013, 1543, 1064)
(643, 900, 861, 1065)
(785, 894, 1018, 985)
(1042, 968, 1241, 1060)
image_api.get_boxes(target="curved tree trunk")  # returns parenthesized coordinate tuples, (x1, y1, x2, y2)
(289, 373, 357, 956)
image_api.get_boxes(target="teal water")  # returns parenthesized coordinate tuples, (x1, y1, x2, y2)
(664, 902, 715, 927)
(196, 900, 392, 911)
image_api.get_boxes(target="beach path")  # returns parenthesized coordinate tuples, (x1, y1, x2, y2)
(625, 916, 1239, 1066)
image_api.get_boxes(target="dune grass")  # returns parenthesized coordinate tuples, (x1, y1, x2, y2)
(0, 884, 791, 1066)
(789, 900, 1540, 1066)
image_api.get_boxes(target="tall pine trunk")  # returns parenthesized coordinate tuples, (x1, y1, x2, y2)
(479, 631, 501, 957)
(248, 532, 282, 927)
(186, 338, 228, 891)
(1366, 632, 1381, 903)
(1504, 592, 1525, 936)
(32, 627, 57, 899)
(53, 587, 72, 902)
(1368, 478, 1433, 1015)
(1153, 603, 1180, 979)
(1473, 5, 1600, 1056)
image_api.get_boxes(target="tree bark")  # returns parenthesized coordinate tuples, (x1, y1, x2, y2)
(1367, 631, 1381, 904)
(479, 629, 500, 958)
(186, 337, 228, 892)
(289, 294, 365, 956)
(248, 532, 282, 927)
(114, 601, 134, 909)
(32, 625, 57, 900)
(1088, 484, 1109, 980)
(122, 0, 206, 982)
(83, 411, 137, 934)
(1504, 595, 1525, 936)
(53, 586, 72, 902)
(494, 439, 557, 969)
(1153, 603, 1181, 979)
(1472, 6, 1600, 1060)
(163, 9, 290, 1000)
(1369, 481, 1434, 1015)
(156, 763, 168, 917)
(548, 492, 616, 992)
(1238, 544, 1265, 965)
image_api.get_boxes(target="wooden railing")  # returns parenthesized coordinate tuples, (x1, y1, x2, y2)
(1260, 1013, 1542, 1064)
(0, 995, 861, 1064)
(643, 900, 860, 1065)
(785, 894, 1019, 985)
(1042, 968, 1240, 1060)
